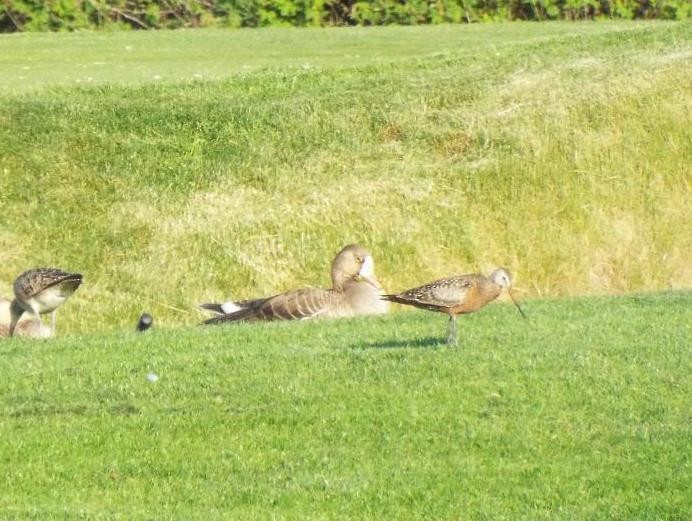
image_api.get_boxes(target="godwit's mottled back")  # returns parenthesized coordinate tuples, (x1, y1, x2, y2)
(8, 268, 83, 337)
(201, 244, 388, 325)
(383, 268, 525, 346)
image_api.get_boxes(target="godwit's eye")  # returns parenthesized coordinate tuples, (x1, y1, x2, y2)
(356, 256, 364, 263)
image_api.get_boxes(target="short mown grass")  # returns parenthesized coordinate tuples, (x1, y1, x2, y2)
(0, 291, 690, 519)
(0, 21, 690, 521)
(0, 22, 690, 333)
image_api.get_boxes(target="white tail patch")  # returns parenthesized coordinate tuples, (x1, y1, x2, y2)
(359, 256, 374, 278)
(221, 301, 242, 314)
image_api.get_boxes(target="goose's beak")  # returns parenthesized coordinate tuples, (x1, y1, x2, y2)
(359, 274, 382, 290)
(508, 290, 527, 319)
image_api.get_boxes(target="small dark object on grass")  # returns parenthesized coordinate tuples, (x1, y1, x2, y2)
(136, 313, 153, 332)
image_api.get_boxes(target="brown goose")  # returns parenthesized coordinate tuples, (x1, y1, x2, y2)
(201, 244, 388, 325)
(0, 298, 51, 338)
(8, 268, 83, 337)
(383, 268, 526, 347)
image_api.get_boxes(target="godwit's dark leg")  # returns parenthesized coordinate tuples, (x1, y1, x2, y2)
(446, 315, 459, 347)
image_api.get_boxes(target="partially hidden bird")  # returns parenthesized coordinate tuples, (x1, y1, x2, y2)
(0, 298, 51, 338)
(382, 267, 526, 347)
(200, 244, 388, 324)
(7, 268, 83, 337)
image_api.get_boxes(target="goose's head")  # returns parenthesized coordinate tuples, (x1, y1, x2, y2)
(331, 244, 381, 291)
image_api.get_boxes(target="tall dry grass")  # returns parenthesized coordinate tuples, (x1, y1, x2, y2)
(0, 23, 690, 332)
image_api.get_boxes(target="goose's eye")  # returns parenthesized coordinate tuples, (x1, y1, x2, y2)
(356, 255, 364, 263)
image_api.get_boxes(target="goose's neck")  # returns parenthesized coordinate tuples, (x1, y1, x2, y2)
(331, 270, 351, 293)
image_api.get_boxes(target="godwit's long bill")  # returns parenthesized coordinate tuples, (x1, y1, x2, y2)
(383, 267, 525, 347)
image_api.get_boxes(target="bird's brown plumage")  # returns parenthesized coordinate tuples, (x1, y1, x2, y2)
(9, 268, 83, 337)
(13, 268, 82, 302)
(383, 273, 501, 315)
(201, 244, 388, 325)
(383, 268, 525, 346)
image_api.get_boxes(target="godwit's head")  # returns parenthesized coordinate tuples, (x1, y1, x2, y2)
(491, 267, 526, 319)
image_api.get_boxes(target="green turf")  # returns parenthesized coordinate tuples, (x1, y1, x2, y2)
(0, 22, 690, 333)
(0, 291, 690, 519)
(0, 23, 662, 93)
(0, 23, 690, 516)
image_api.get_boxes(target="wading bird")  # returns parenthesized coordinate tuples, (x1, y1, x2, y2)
(200, 244, 388, 324)
(383, 267, 526, 347)
(8, 268, 83, 337)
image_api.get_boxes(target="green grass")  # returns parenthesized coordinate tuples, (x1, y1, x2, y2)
(0, 23, 667, 93)
(1, 22, 690, 520)
(0, 22, 690, 333)
(0, 291, 690, 519)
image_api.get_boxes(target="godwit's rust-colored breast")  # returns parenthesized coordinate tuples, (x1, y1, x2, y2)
(386, 274, 479, 312)
(449, 277, 501, 314)
(384, 273, 504, 315)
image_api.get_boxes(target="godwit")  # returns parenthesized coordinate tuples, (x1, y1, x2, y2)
(383, 267, 526, 347)
(8, 268, 83, 337)
(200, 244, 388, 324)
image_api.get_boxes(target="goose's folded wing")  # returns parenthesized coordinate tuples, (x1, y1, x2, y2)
(251, 288, 334, 321)
(203, 288, 335, 324)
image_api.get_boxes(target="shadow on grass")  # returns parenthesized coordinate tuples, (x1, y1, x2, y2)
(351, 336, 443, 350)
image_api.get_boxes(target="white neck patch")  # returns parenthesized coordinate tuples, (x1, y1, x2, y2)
(359, 255, 374, 278)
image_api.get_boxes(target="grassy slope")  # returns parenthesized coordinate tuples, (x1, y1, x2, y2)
(0, 291, 690, 519)
(0, 22, 690, 521)
(0, 22, 689, 333)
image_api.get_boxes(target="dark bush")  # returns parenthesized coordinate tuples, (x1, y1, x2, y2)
(0, 0, 689, 32)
